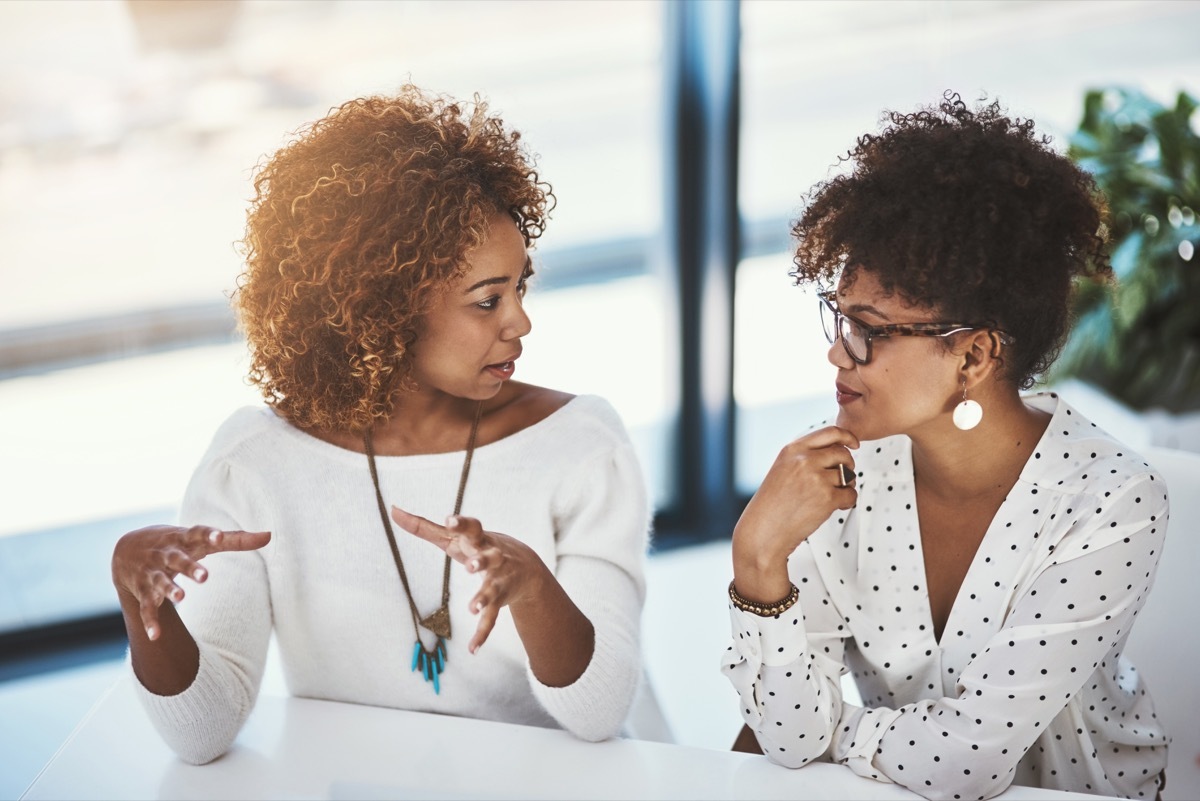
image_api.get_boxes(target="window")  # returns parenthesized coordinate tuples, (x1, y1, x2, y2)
(4, 0, 1198, 648)
(735, 0, 1200, 492)
(0, 0, 667, 636)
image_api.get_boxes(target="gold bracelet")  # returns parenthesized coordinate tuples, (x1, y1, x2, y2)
(728, 580, 799, 617)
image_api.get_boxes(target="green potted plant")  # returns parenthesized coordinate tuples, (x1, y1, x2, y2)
(1054, 86, 1200, 413)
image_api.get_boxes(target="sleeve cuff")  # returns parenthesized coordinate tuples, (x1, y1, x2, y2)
(728, 600, 808, 668)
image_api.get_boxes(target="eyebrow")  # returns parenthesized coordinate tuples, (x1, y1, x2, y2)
(462, 256, 532, 294)
(843, 301, 892, 321)
(463, 276, 509, 294)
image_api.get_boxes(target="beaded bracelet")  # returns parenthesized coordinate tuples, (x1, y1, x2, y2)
(728, 580, 799, 617)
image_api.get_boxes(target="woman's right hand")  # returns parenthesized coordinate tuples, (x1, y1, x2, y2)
(731, 426, 859, 601)
(112, 525, 271, 641)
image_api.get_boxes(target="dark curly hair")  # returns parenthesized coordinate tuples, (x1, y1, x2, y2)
(234, 84, 554, 432)
(789, 92, 1111, 389)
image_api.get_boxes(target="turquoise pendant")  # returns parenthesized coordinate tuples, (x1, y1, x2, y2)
(411, 637, 448, 694)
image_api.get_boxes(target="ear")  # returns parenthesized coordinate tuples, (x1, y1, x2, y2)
(957, 329, 1004, 392)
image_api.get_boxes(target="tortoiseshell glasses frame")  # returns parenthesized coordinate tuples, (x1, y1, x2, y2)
(818, 290, 1014, 365)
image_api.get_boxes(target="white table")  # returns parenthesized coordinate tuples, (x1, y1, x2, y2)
(22, 676, 1114, 801)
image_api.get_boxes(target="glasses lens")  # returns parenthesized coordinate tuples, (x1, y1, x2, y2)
(841, 317, 869, 363)
(819, 296, 837, 344)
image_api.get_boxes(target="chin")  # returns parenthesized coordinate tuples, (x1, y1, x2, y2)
(836, 410, 888, 443)
(835, 408, 862, 436)
(473, 382, 508, 401)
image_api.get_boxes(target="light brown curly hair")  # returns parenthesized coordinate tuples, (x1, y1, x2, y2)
(234, 84, 553, 432)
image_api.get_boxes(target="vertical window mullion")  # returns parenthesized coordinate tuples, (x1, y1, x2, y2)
(660, 0, 741, 542)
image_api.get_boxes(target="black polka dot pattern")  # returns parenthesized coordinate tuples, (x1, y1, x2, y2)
(721, 393, 1169, 800)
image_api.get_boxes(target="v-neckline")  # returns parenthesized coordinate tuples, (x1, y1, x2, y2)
(914, 488, 1010, 648)
(905, 406, 1059, 651)
(889, 435, 1020, 651)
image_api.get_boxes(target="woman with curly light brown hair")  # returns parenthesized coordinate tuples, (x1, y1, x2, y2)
(110, 84, 650, 762)
(725, 93, 1169, 800)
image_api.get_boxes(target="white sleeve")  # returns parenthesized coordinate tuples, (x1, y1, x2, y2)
(128, 455, 274, 765)
(531, 439, 651, 741)
(721, 521, 852, 768)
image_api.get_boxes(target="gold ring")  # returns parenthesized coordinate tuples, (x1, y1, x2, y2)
(837, 463, 852, 487)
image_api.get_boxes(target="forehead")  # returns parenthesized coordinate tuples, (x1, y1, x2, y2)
(836, 269, 932, 318)
(453, 215, 527, 282)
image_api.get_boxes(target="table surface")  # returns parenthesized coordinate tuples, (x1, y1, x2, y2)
(21, 676, 1115, 801)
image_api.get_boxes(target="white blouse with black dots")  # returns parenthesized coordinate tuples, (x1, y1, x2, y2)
(722, 392, 1169, 801)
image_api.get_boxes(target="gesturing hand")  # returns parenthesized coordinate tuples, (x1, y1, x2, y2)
(111, 525, 271, 641)
(390, 507, 548, 655)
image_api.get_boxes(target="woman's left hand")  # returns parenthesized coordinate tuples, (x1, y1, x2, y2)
(390, 506, 549, 654)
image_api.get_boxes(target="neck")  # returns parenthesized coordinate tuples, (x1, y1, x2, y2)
(371, 391, 483, 457)
(305, 389, 484, 457)
(909, 390, 1051, 503)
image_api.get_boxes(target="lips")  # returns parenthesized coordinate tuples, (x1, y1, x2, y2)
(484, 352, 520, 380)
(835, 381, 862, 405)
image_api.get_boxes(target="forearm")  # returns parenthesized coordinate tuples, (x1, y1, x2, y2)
(732, 425, 858, 603)
(725, 633, 843, 767)
(509, 564, 595, 687)
(731, 478, 833, 604)
(118, 589, 200, 696)
(724, 543, 850, 767)
(732, 542, 793, 603)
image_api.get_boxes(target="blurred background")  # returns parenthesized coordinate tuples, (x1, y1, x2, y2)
(2, 1, 1198, 797)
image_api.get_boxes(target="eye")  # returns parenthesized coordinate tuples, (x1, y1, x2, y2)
(476, 296, 500, 311)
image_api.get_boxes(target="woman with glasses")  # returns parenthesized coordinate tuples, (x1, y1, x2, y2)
(724, 93, 1168, 800)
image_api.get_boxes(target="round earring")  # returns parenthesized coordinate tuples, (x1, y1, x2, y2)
(953, 380, 982, 430)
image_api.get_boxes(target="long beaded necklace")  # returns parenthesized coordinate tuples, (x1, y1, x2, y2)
(363, 400, 483, 694)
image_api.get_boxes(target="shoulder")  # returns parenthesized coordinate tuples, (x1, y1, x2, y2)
(195, 404, 296, 469)
(487, 382, 629, 445)
(486, 392, 637, 488)
(545, 393, 633, 446)
(1027, 392, 1163, 501)
(483, 381, 575, 441)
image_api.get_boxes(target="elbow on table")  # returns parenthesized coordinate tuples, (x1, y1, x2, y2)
(541, 626, 640, 742)
(907, 764, 1015, 801)
(559, 686, 633, 742)
(158, 727, 236, 767)
(570, 718, 622, 743)
(760, 733, 831, 770)
(563, 671, 638, 743)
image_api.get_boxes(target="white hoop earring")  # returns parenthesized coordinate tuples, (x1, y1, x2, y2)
(953, 380, 982, 430)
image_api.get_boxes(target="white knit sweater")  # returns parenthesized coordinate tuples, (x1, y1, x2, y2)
(130, 394, 651, 764)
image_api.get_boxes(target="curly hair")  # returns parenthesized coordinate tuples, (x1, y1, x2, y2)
(234, 84, 553, 432)
(789, 92, 1111, 389)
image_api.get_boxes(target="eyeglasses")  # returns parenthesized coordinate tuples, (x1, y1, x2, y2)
(818, 290, 1014, 365)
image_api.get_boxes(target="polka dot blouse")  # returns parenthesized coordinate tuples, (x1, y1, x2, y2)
(722, 393, 1169, 800)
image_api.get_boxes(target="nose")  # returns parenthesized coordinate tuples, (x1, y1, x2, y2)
(504, 297, 532, 339)
(827, 336, 854, 369)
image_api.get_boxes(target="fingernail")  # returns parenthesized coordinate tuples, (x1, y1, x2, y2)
(146, 626, 156, 640)
(470, 559, 480, 571)
(447, 515, 459, 528)
(208, 530, 221, 544)
(194, 568, 207, 581)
